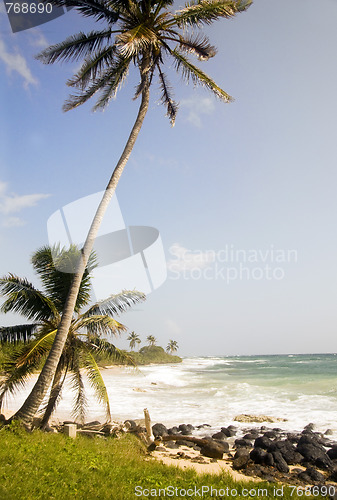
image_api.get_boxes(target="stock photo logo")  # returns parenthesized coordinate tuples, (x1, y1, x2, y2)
(47, 192, 167, 300)
(3, 0, 72, 33)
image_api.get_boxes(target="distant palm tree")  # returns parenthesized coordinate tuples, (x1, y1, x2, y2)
(0, 245, 145, 426)
(16, 0, 252, 427)
(127, 331, 141, 351)
(146, 335, 157, 347)
(166, 340, 178, 354)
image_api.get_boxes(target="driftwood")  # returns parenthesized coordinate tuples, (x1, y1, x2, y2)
(153, 435, 227, 459)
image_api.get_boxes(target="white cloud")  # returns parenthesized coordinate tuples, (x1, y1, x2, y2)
(167, 243, 215, 272)
(180, 95, 215, 128)
(28, 29, 48, 49)
(0, 180, 50, 227)
(0, 37, 38, 88)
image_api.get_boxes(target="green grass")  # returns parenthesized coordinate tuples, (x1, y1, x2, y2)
(0, 425, 325, 500)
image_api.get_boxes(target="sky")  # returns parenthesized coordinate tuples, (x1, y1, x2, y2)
(0, 0, 337, 356)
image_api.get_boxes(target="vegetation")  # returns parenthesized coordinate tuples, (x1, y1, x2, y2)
(126, 345, 181, 365)
(166, 339, 179, 354)
(17, 0, 252, 427)
(146, 335, 157, 346)
(127, 331, 141, 351)
(0, 246, 145, 426)
(0, 426, 324, 500)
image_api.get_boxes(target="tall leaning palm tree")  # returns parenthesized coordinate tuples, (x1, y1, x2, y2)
(14, 0, 251, 425)
(0, 245, 145, 426)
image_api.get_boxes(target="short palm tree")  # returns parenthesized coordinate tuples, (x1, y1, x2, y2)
(146, 335, 157, 347)
(15, 0, 251, 426)
(0, 245, 145, 426)
(127, 331, 141, 351)
(166, 339, 178, 354)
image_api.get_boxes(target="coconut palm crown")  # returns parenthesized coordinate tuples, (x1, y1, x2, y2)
(37, 0, 252, 124)
(0, 245, 145, 425)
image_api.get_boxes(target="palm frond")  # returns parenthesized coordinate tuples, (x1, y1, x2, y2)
(174, 0, 252, 28)
(74, 315, 126, 336)
(67, 46, 117, 89)
(0, 336, 54, 409)
(157, 64, 178, 126)
(44, 0, 120, 23)
(0, 324, 38, 343)
(92, 56, 131, 110)
(176, 34, 217, 61)
(32, 245, 96, 313)
(115, 25, 158, 58)
(69, 352, 88, 423)
(81, 350, 111, 421)
(0, 275, 59, 321)
(171, 49, 233, 102)
(84, 290, 146, 317)
(87, 336, 136, 365)
(36, 30, 115, 65)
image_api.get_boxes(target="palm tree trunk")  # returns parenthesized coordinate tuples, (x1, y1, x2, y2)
(40, 361, 67, 429)
(12, 83, 150, 427)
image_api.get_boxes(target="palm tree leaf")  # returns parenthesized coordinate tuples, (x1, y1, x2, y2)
(157, 64, 178, 126)
(115, 25, 158, 58)
(171, 49, 233, 102)
(88, 336, 136, 365)
(32, 245, 96, 313)
(81, 349, 111, 421)
(84, 290, 146, 317)
(74, 315, 127, 335)
(67, 45, 118, 89)
(69, 351, 88, 423)
(174, 0, 252, 28)
(0, 275, 59, 321)
(176, 34, 217, 61)
(36, 29, 115, 65)
(0, 334, 55, 408)
(0, 324, 38, 343)
(44, 0, 120, 24)
(92, 56, 131, 110)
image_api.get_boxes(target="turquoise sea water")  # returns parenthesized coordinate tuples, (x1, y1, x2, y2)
(5, 354, 337, 437)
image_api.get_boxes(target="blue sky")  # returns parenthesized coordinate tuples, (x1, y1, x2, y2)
(1, 0, 337, 356)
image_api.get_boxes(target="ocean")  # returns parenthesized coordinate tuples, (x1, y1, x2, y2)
(85, 353, 337, 437)
(5, 354, 337, 438)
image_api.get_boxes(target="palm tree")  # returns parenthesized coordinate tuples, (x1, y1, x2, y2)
(146, 335, 157, 347)
(166, 339, 178, 354)
(0, 245, 145, 427)
(15, 0, 251, 426)
(127, 331, 141, 351)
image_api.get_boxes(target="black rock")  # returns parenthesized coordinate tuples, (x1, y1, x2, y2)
(200, 441, 225, 459)
(152, 423, 168, 437)
(212, 432, 226, 440)
(215, 440, 229, 452)
(235, 438, 253, 448)
(244, 433, 259, 440)
(221, 427, 236, 437)
(196, 424, 211, 429)
(264, 431, 277, 439)
(233, 450, 250, 470)
(179, 424, 194, 435)
(264, 452, 275, 466)
(250, 447, 267, 464)
(298, 467, 325, 483)
(168, 426, 179, 435)
(254, 436, 273, 450)
(272, 451, 289, 473)
(268, 439, 304, 465)
(327, 446, 337, 460)
(327, 467, 337, 482)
